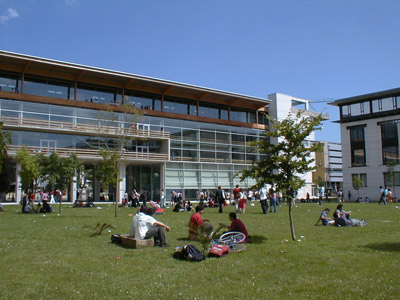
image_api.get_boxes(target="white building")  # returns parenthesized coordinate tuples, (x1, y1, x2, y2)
(314, 141, 343, 195)
(330, 88, 400, 202)
(268, 93, 329, 199)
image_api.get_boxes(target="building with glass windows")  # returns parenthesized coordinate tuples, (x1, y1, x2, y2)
(268, 93, 329, 199)
(313, 141, 343, 195)
(0, 50, 271, 203)
(330, 88, 400, 201)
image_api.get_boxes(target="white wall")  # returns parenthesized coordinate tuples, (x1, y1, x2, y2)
(340, 115, 400, 201)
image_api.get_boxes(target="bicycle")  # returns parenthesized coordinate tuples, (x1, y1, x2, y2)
(211, 231, 246, 253)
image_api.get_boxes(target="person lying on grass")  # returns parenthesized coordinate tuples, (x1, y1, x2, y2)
(219, 212, 249, 240)
(315, 208, 335, 226)
(334, 204, 367, 227)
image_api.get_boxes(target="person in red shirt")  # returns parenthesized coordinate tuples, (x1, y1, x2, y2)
(219, 212, 248, 239)
(233, 185, 241, 212)
(188, 205, 213, 240)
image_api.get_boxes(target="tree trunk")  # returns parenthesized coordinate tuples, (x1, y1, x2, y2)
(288, 198, 296, 241)
(114, 192, 117, 218)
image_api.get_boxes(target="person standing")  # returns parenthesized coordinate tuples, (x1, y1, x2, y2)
(318, 186, 324, 206)
(160, 189, 165, 208)
(378, 186, 387, 205)
(269, 188, 277, 213)
(216, 186, 225, 213)
(259, 185, 268, 214)
(347, 190, 352, 202)
(233, 185, 241, 213)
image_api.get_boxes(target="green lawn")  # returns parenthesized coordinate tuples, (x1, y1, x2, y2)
(1, 202, 399, 300)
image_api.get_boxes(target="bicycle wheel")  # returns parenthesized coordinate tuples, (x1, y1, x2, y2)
(219, 231, 246, 244)
(230, 243, 246, 253)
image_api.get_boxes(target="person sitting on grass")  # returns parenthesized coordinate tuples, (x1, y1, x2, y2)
(315, 208, 335, 226)
(219, 212, 249, 240)
(188, 205, 213, 240)
(333, 204, 367, 227)
(135, 207, 170, 247)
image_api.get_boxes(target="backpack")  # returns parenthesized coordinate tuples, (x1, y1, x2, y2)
(111, 234, 122, 244)
(208, 244, 231, 257)
(181, 245, 205, 261)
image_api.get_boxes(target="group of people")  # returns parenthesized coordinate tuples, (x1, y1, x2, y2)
(188, 205, 248, 241)
(259, 185, 279, 214)
(128, 203, 249, 248)
(21, 190, 58, 214)
(316, 204, 368, 227)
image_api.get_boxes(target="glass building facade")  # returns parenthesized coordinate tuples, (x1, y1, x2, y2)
(0, 51, 269, 203)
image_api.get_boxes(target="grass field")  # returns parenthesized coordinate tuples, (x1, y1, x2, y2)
(1, 201, 399, 300)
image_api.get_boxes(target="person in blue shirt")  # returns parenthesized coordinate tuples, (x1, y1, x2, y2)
(315, 208, 334, 226)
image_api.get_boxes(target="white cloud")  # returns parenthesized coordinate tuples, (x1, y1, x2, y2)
(0, 8, 19, 24)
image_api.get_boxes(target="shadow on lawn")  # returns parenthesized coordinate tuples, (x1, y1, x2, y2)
(247, 235, 268, 244)
(362, 242, 400, 252)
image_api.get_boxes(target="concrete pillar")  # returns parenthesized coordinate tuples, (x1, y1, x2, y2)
(117, 162, 126, 203)
(15, 164, 22, 203)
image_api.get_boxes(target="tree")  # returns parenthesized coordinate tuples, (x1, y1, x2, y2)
(0, 155, 15, 194)
(239, 112, 323, 241)
(39, 152, 83, 214)
(16, 146, 41, 193)
(386, 160, 398, 200)
(94, 104, 142, 217)
(95, 149, 120, 217)
(0, 122, 11, 174)
(352, 175, 363, 201)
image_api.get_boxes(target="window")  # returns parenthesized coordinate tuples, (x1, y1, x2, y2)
(380, 121, 399, 165)
(384, 172, 400, 187)
(24, 76, 74, 99)
(348, 125, 366, 167)
(372, 97, 396, 113)
(0, 72, 20, 93)
(352, 173, 367, 188)
(77, 84, 120, 104)
(341, 101, 370, 118)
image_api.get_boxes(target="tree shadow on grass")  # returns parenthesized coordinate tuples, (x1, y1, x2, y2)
(247, 235, 268, 244)
(361, 242, 400, 252)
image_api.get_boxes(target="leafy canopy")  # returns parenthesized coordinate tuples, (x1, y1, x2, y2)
(0, 122, 11, 174)
(240, 111, 323, 198)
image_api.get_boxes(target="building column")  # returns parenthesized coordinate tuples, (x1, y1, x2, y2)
(160, 162, 166, 191)
(15, 164, 22, 203)
(70, 175, 77, 203)
(117, 162, 126, 203)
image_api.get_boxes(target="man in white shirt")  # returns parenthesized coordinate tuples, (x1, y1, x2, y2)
(135, 207, 170, 247)
(259, 185, 268, 214)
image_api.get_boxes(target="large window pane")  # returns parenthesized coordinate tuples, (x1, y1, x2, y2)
(200, 131, 215, 143)
(381, 121, 399, 164)
(77, 85, 118, 104)
(0, 73, 20, 92)
(24, 77, 73, 99)
(182, 129, 198, 141)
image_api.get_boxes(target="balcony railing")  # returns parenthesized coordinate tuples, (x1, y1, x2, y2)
(0, 116, 169, 140)
(7, 145, 169, 162)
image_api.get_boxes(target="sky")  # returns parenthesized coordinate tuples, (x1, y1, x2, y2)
(1, 0, 399, 143)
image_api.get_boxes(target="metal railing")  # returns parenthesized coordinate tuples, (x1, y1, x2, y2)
(7, 145, 169, 162)
(0, 116, 170, 139)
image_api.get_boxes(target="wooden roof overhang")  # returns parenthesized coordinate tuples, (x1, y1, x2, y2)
(0, 51, 269, 111)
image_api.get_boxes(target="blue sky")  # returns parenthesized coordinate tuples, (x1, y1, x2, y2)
(1, 0, 399, 143)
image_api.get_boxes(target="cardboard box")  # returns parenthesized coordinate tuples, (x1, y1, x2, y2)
(120, 234, 154, 249)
